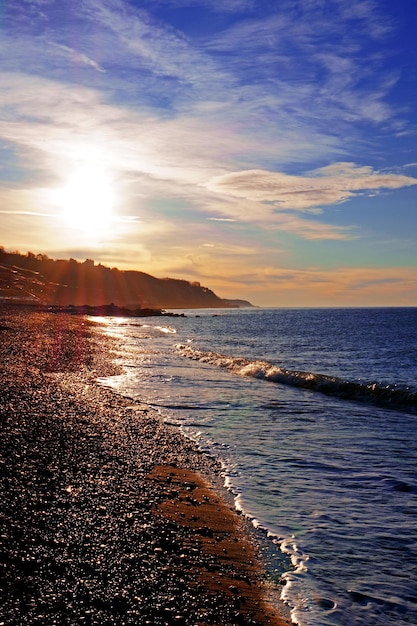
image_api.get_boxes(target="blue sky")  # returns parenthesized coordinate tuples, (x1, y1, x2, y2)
(1, 0, 416, 306)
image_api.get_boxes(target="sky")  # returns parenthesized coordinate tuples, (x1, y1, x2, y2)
(1, 0, 417, 307)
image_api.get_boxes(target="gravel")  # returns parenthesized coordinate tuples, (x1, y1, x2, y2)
(0, 306, 289, 626)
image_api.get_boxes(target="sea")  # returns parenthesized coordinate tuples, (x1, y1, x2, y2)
(97, 307, 417, 626)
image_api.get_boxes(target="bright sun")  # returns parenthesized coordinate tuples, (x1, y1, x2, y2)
(59, 165, 116, 234)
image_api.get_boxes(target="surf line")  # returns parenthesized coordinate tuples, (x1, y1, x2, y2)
(175, 344, 417, 414)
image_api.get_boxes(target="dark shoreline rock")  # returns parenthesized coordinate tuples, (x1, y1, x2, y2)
(48, 303, 187, 317)
(0, 301, 185, 318)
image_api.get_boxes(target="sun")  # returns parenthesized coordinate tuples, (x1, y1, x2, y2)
(59, 164, 116, 234)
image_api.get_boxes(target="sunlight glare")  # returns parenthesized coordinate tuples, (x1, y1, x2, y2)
(60, 165, 116, 234)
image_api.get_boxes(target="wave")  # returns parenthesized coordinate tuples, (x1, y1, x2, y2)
(175, 345, 417, 414)
(142, 324, 177, 334)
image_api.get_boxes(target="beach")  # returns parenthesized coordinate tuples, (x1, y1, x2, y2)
(0, 306, 289, 626)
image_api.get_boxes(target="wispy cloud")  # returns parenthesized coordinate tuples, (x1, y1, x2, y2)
(141, 0, 256, 11)
(208, 163, 417, 211)
(201, 0, 398, 133)
(207, 217, 237, 222)
(47, 43, 105, 73)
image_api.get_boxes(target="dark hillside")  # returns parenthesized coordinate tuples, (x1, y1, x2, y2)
(0, 248, 253, 309)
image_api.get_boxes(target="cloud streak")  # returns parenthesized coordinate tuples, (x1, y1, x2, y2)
(201, 265, 417, 307)
(208, 163, 417, 211)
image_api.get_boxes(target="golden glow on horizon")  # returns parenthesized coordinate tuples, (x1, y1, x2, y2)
(57, 164, 116, 236)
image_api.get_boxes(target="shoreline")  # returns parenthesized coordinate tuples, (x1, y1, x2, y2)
(0, 307, 290, 625)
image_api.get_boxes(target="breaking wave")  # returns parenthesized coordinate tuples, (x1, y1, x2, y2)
(176, 345, 417, 414)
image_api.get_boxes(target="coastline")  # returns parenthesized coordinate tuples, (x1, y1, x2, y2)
(0, 307, 290, 625)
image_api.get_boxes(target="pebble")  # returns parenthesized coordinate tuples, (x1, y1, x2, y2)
(0, 307, 288, 626)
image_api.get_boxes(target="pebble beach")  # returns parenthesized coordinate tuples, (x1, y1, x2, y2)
(0, 306, 289, 626)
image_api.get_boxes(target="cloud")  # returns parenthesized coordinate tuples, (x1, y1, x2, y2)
(1, 0, 404, 181)
(139, 0, 256, 12)
(0, 68, 412, 247)
(82, 0, 228, 95)
(202, 265, 417, 307)
(203, 193, 355, 239)
(208, 163, 417, 211)
(268, 214, 354, 240)
(207, 217, 237, 222)
(48, 43, 105, 73)
(0, 210, 55, 217)
(202, 0, 398, 130)
(0, 72, 223, 183)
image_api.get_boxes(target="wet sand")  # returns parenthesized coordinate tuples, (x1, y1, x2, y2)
(0, 306, 290, 625)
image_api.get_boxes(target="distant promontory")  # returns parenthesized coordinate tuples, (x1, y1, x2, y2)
(0, 248, 254, 310)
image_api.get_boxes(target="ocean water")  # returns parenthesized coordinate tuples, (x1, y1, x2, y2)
(97, 308, 417, 626)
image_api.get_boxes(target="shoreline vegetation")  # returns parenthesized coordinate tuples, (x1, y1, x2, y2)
(0, 304, 289, 625)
